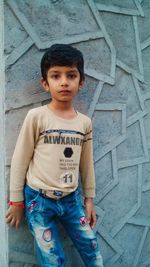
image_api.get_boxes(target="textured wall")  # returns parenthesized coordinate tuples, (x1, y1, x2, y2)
(0, 0, 8, 266)
(5, 0, 150, 266)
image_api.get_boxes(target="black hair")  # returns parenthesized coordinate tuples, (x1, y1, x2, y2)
(41, 44, 84, 82)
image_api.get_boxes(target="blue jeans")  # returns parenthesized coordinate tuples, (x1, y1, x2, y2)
(24, 185, 103, 267)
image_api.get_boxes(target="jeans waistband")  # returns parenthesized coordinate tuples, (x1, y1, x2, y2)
(26, 183, 78, 200)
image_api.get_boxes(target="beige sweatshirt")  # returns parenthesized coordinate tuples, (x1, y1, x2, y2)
(10, 105, 96, 201)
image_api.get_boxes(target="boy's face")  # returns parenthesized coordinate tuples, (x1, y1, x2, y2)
(41, 65, 84, 103)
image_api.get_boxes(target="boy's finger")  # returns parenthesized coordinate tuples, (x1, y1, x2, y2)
(10, 217, 16, 227)
(6, 215, 13, 223)
(5, 210, 11, 218)
(91, 221, 96, 228)
(91, 212, 96, 228)
(85, 207, 91, 219)
(16, 220, 20, 229)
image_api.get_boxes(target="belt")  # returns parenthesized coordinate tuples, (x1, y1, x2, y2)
(39, 188, 70, 199)
(27, 183, 73, 199)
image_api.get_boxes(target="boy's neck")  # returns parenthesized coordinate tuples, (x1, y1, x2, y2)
(47, 100, 77, 119)
(48, 100, 73, 112)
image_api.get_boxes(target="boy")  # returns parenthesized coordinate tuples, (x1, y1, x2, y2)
(6, 44, 104, 267)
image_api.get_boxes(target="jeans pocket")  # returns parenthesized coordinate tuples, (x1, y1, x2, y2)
(24, 185, 41, 213)
(24, 186, 43, 232)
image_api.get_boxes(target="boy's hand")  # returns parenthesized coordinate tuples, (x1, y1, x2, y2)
(5, 204, 24, 229)
(84, 198, 96, 229)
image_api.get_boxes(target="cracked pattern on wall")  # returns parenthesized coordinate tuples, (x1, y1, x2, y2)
(5, 0, 150, 266)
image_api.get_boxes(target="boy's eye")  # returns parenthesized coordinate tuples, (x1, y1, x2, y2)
(68, 74, 77, 79)
(51, 74, 60, 79)
(50, 73, 77, 79)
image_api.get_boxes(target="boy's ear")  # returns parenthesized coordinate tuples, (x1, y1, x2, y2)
(78, 80, 84, 91)
(40, 78, 49, 92)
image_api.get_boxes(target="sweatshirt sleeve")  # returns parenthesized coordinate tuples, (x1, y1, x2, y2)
(79, 119, 96, 198)
(9, 110, 39, 202)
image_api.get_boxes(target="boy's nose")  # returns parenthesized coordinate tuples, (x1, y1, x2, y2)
(60, 76, 69, 86)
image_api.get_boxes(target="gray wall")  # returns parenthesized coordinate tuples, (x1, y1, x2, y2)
(0, 0, 8, 266)
(4, 0, 150, 266)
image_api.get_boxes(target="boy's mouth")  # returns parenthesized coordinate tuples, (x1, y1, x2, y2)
(59, 90, 71, 94)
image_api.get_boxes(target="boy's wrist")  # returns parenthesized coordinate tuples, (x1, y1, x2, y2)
(84, 197, 93, 204)
(8, 201, 25, 209)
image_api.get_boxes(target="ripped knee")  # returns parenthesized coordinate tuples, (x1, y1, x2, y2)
(34, 227, 65, 266)
(35, 227, 55, 252)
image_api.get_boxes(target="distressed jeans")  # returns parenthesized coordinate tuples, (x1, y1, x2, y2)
(24, 184, 104, 267)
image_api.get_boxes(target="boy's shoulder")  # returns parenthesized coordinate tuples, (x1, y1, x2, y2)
(24, 105, 48, 125)
(28, 105, 46, 115)
(77, 111, 92, 127)
(26, 105, 48, 119)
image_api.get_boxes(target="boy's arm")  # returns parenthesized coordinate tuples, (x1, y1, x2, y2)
(79, 120, 96, 228)
(6, 110, 39, 229)
(10, 110, 39, 202)
(79, 120, 95, 198)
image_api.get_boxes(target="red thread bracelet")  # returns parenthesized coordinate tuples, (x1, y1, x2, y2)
(8, 201, 25, 209)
